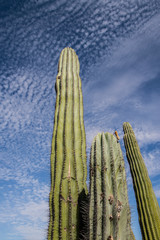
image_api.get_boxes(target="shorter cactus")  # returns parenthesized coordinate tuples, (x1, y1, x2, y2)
(123, 122, 160, 240)
(89, 132, 134, 240)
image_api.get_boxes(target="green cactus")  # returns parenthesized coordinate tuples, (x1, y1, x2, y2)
(89, 132, 133, 240)
(48, 47, 88, 240)
(123, 122, 160, 240)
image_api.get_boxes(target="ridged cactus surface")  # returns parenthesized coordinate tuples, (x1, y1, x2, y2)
(123, 122, 160, 240)
(89, 132, 133, 240)
(48, 47, 88, 240)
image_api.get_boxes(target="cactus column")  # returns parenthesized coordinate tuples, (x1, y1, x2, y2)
(89, 132, 133, 240)
(48, 47, 88, 240)
(123, 122, 160, 240)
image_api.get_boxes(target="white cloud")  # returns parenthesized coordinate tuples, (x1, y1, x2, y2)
(1, 2, 160, 240)
(154, 187, 160, 199)
(82, 13, 160, 149)
(142, 149, 160, 177)
(83, 13, 160, 112)
(0, 70, 55, 134)
(15, 223, 47, 240)
(132, 126, 160, 146)
(19, 200, 48, 222)
(0, 180, 49, 240)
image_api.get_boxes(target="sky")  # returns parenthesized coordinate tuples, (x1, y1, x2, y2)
(0, 0, 160, 239)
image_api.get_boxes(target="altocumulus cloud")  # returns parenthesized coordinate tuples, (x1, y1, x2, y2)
(83, 12, 160, 147)
(1, 0, 160, 239)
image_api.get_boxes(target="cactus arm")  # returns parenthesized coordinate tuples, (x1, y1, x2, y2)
(48, 47, 88, 240)
(89, 132, 134, 240)
(124, 132, 149, 239)
(123, 122, 160, 240)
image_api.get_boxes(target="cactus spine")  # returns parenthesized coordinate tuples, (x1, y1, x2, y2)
(123, 122, 160, 240)
(89, 132, 133, 240)
(48, 47, 88, 240)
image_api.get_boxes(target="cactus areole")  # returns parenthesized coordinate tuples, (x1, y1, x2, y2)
(123, 122, 160, 240)
(48, 47, 88, 240)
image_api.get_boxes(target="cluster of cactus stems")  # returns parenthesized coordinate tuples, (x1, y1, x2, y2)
(48, 47, 160, 240)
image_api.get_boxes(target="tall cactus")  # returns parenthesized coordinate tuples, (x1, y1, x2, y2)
(89, 132, 133, 240)
(123, 122, 160, 240)
(48, 47, 88, 240)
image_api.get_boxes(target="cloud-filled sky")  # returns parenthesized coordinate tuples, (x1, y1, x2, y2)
(0, 0, 160, 239)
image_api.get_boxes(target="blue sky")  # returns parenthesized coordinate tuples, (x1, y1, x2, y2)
(0, 0, 160, 239)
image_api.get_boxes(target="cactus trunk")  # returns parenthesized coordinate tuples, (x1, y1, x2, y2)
(89, 132, 133, 240)
(48, 47, 88, 240)
(123, 122, 160, 240)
